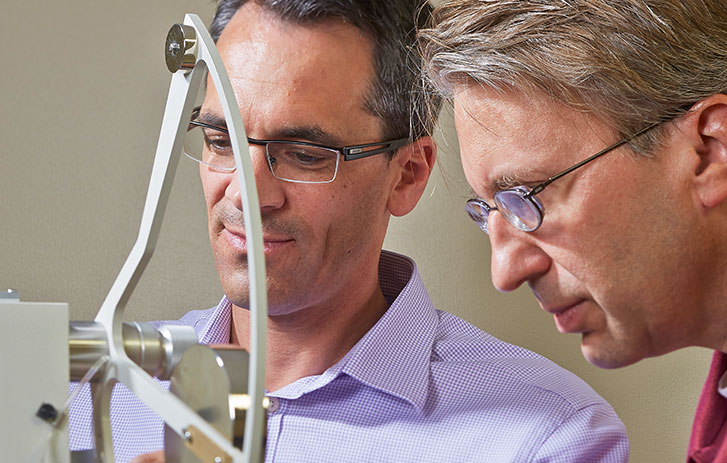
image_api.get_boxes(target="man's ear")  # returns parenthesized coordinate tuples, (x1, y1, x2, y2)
(387, 136, 437, 217)
(690, 95, 727, 209)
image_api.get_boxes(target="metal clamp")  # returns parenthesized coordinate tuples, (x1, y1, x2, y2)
(166, 24, 198, 73)
(183, 424, 232, 463)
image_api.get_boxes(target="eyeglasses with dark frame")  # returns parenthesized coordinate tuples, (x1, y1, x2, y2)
(465, 119, 666, 234)
(184, 106, 410, 184)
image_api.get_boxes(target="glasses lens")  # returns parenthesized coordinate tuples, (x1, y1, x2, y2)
(494, 189, 542, 232)
(266, 143, 340, 183)
(465, 200, 490, 234)
(184, 125, 236, 172)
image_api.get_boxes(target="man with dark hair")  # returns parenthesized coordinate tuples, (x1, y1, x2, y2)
(68, 1, 628, 461)
(420, 0, 727, 460)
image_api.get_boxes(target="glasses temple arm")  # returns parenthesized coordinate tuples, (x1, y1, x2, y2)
(343, 137, 410, 161)
(528, 121, 661, 196)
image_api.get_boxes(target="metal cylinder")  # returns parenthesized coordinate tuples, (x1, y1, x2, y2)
(157, 325, 201, 379)
(165, 24, 197, 73)
(69, 321, 198, 381)
(69, 322, 109, 380)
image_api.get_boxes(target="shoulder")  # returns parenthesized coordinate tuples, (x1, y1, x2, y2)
(424, 310, 628, 460)
(431, 310, 605, 409)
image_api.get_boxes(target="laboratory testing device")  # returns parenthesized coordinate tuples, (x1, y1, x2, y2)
(1, 14, 268, 463)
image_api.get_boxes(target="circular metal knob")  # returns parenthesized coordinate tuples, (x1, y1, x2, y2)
(165, 24, 198, 73)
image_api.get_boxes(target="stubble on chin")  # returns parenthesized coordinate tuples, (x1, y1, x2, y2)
(209, 207, 313, 313)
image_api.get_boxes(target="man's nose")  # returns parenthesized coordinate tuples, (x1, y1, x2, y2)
(487, 212, 551, 292)
(225, 147, 285, 211)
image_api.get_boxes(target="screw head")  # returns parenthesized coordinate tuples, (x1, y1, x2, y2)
(36, 403, 59, 423)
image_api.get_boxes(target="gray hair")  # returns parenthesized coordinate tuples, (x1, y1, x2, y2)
(210, 0, 441, 143)
(419, 0, 727, 151)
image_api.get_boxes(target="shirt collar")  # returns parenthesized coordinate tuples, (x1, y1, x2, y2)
(198, 251, 439, 411)
(197, 296, 233, 345)
(337, 250, 438, 411)
(719, 370, 727, 398)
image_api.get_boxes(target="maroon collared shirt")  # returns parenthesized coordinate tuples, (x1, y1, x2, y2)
(688, 351, 727, 462)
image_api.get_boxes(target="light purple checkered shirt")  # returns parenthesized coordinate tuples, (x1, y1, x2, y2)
(69, 250, 628, 462)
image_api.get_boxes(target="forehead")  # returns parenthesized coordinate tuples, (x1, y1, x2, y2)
(205, 3, 381, 141)
(453, 84, 614, 195)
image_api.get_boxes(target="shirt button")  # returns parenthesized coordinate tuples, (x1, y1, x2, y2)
(266, 397, 280, 413)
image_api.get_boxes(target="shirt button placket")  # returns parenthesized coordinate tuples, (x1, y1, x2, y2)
(264, 397, 283, 462)
(267, 397, 281, 413)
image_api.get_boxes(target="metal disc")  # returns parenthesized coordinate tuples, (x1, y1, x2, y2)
(164, 345, 233, 463)
(165, 24, 197, 73)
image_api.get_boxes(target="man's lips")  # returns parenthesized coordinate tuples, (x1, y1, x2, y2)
(222, 228, 293, 252)
(540, 300, 588, 334)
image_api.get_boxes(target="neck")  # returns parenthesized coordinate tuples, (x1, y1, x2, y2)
(228, 281, 389, 392)
(690, 235, 727, 353)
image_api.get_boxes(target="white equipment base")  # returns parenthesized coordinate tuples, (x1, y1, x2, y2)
(1, 301, 70, 463)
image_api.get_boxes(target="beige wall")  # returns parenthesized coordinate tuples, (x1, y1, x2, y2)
(0, 1, 712, 462)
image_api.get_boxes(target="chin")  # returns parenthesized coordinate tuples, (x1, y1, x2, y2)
(225, 293, 251, 310)
(215, 260, 252, 300)
(581, 336, 644, 369)
(224, 284, 302, 317)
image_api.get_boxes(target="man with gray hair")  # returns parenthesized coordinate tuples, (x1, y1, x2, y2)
(420, 0, 727, 460)
(68, 0, 628, 461)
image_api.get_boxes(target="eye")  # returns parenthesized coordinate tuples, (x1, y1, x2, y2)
(276, 145, 337, 169)
(288, 149, 326, 165)
(203, 132, 232, 155)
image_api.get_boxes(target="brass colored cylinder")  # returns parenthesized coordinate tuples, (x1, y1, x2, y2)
(69, 321, 198, 381)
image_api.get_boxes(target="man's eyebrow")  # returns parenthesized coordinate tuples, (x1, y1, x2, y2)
(269, 126, 345, 147)
(494, 173, 527, 190)
(487, 168, 545, 192)
(194, 111, 345, 147)
(195, 111, 227, 129)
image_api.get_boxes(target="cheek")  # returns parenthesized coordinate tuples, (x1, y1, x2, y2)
(549, 205, 627, 284)
(200, 171, 227, 211)
(327, 168, 390, 243)
(545, 165, 647, 267)
(322, 183, 366, 233)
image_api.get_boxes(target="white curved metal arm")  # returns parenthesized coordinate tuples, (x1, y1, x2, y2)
(92, 13, 267, 463)
(191, 12, 268, 462)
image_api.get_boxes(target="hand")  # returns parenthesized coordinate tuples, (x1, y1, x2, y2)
(130, 450, 165, 463)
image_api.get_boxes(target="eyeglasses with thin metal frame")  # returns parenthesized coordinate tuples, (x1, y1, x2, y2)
(465, 119, 666, 234)
(184, 106, 410, 184)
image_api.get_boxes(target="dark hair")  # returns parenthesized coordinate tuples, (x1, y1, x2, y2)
(210, 0, 441, 142)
